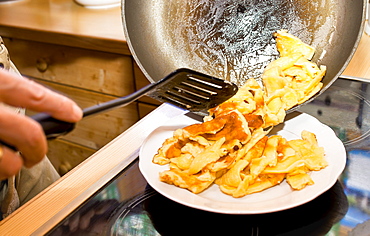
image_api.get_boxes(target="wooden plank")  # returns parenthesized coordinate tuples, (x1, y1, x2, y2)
(138, 103, 159, 119)
(47, 139, 96, 176)
(3, 37, 135, 97)
(27, 79, 140, 150)
(65, 106, 139, 149)
(0, 25, 130, 56)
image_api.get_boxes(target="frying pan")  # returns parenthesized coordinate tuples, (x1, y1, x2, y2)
(122, 0, 367, 111)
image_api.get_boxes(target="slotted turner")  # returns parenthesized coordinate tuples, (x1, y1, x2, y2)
(30, 68, 238, 140)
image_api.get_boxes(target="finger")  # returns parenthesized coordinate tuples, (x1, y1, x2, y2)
(0, 106, 47, 167)
(0, 147, 23, 180)
(0, 69, 82, 122)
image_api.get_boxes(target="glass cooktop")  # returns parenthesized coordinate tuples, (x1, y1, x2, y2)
(47, 77, 370, 236)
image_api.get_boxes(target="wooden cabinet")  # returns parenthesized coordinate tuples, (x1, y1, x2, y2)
(2, 37, 139, 174)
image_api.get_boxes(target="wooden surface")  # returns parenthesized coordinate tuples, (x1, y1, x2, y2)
(0, 0, 129, 54)
(3, 38, 135, 96)
(2, 37, 141, 173)
(343, 33, 370, 79)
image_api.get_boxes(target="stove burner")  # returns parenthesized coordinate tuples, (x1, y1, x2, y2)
(110, 182, 347, 236)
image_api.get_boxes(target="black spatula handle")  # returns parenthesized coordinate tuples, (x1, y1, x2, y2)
(31, 113, 76, 139)
(0, 113, 75, 152)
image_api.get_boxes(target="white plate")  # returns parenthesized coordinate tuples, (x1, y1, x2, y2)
(139, 112, 346, 214)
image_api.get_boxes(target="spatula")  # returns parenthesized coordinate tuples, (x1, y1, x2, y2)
(28, 68, 238, 140)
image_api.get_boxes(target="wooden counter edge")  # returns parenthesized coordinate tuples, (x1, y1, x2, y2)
(0, 25, 131, 55)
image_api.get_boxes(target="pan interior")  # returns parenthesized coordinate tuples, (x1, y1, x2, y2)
(124, 0, 364, 94)
(153, 0, 337, 86)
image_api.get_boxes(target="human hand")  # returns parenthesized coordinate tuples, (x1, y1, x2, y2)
(0, 69, 83, 180)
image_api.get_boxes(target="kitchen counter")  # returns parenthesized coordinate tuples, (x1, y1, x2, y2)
(0, 0, 369, 234)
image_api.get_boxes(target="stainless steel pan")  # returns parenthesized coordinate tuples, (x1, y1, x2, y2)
(122, 0, 367, 110)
